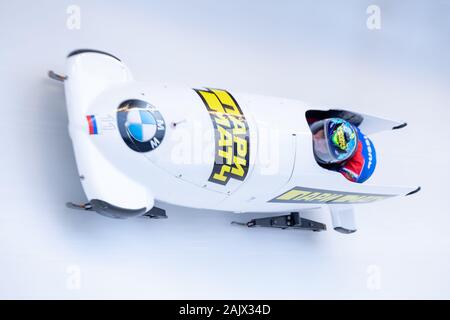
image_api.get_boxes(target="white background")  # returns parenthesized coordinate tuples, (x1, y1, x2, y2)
(0, 0, 449, 299)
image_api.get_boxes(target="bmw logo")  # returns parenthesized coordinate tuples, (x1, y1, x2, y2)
(117, 99, 166, 153)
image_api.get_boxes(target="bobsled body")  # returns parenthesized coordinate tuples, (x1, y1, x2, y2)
(62, 50, 418, 229)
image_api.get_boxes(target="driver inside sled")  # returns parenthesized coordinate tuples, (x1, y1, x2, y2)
(307, 113, 376, 183)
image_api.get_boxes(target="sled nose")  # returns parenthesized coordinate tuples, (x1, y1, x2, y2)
(63, 49, 155, 217)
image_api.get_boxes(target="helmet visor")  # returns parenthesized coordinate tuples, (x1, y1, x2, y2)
(312, 118, 357, 164)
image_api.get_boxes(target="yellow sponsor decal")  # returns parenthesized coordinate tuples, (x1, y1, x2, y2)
(195, 88, 250, 185)
(269, 187, 393, 204)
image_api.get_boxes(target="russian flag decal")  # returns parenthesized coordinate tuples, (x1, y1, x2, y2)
(86, 115, 98, 135)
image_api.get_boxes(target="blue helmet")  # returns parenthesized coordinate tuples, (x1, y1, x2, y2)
(311, 118, 358, 164)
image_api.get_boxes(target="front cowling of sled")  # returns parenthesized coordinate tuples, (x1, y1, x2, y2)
(63, 49, 156, 218)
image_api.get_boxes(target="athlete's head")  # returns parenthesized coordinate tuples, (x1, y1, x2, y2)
(310, 118, 358, 165)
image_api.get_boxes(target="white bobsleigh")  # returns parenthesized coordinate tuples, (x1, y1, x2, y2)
(50, 49, 420, 234)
